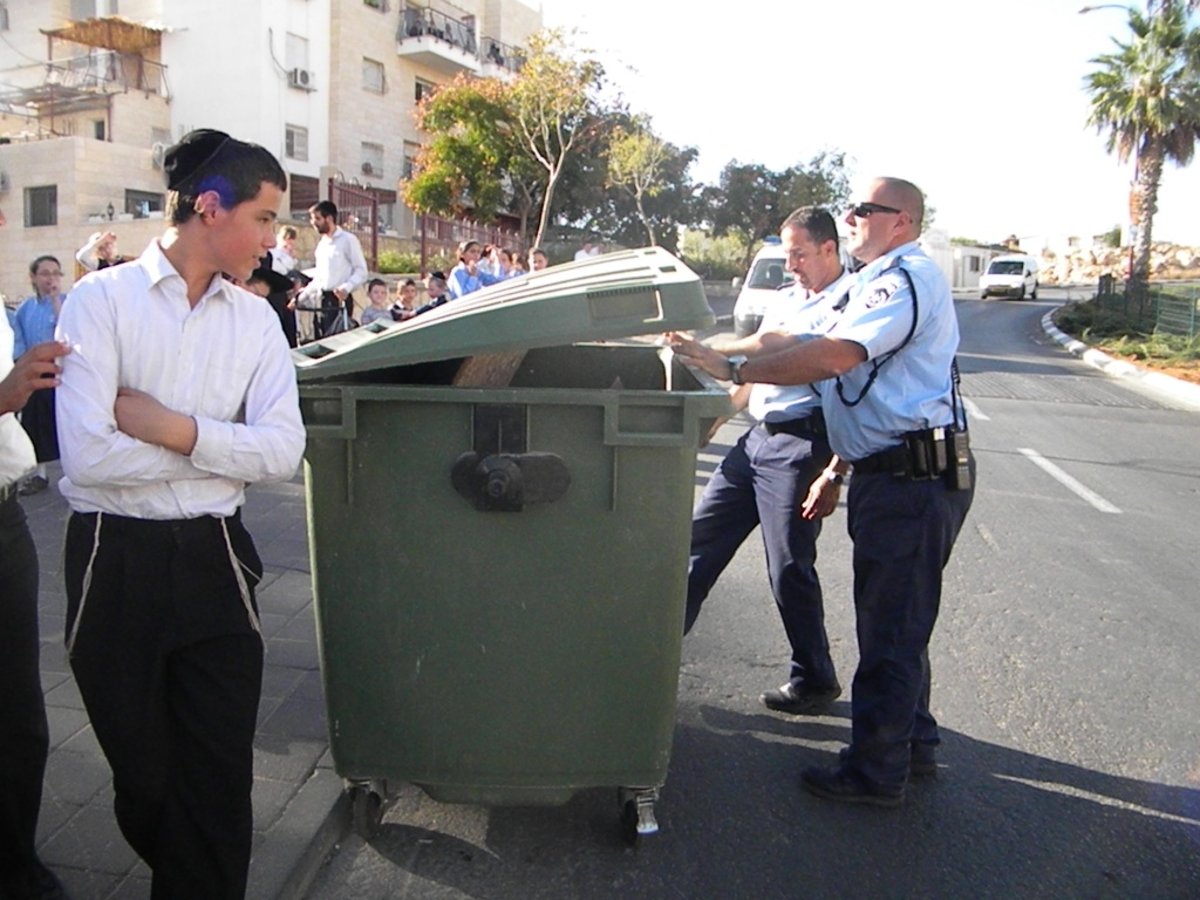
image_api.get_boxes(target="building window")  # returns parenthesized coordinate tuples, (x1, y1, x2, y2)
(0, 4, 9, 30)
(285, 124, 309, 161)
(151, 126, 170, 145)
(93, 119, 106, 140)
(285, 32, 309, 71)
(24, 186, 57, 227)
(968, 256, 981, 273)
(362, 57, 385, 93)
(402, 141, 420, 180)
(289, 174, 319, 215)
(360, 142, 384, 178)
(415, 77, 436, 103)
(125, 189, 163, 218)
(363, 0, 389, 9)
(70, 0, 93, 19)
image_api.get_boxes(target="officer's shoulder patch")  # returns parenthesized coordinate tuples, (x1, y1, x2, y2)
(864, 273, 903, 308)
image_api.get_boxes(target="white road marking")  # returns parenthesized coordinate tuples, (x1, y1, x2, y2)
(1018, 448, 1122, 514)
(995, 775, 1199, 827)
(962, 397, 990, 421)
(974, 522, 1000, 552)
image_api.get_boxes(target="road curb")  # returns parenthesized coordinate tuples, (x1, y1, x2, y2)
(1041, 310, 1200, 409)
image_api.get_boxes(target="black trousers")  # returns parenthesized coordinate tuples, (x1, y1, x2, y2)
(65, 511, 264, 900)
(316, 290, 356, 337)
(685, 421, 837, 689)
(842, 458, 976, 790)
(18, 388, 58, 463)
(0, 493, 50, 885)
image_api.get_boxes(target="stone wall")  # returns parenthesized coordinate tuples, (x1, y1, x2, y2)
(1038, 243, 1200, 285)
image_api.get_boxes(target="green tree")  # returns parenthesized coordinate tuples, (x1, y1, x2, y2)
(1085, 1, 1200, 306)
(606, 119, 673, 246)
(509, 30, 607, 248)
(703, 152, 851, 269)
(779, 150, 852, 219)
(703, 162, 792, 269)
(403, 75, 519, 222)
(547, 108, 699, 253)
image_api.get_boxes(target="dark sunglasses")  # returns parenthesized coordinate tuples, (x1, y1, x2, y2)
(850, 202, 902, 218)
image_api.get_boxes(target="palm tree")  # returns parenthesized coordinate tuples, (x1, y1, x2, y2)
(1085, 1, 1200, 308)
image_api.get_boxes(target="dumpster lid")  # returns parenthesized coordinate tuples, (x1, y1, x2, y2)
(292, 246, 714, 381)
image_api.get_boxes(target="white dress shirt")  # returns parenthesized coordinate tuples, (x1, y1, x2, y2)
(0, 314, 37, 489)
(269, 245, 298, 276)
(54, 239, 306, 519)
(298, 227, 368, 305)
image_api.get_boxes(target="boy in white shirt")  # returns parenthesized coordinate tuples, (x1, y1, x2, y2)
(55, 129, 305, 899)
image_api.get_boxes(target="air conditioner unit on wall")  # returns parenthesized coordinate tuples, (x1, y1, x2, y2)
(361, 161, 375, 176)
(288, 68, 315, 90)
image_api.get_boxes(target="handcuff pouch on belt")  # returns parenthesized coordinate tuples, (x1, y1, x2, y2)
(856, 427, 971, 491)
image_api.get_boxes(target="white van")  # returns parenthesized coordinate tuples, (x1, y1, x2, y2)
(979, 254, 1039, 300)
(732, 238, 791, 337)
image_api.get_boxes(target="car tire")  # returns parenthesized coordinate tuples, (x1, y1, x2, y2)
(1030, 283, 1038, 300)
(1016, 286, 1025, 300)
(980, 291, 988, 300)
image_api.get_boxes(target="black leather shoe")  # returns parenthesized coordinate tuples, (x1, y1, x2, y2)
(801, 764, 903, 808)
(839, 742, 937, 777)
(760, 680, 841, 715)
(1, 860, 68, 900)
(909, 742, 937, 777)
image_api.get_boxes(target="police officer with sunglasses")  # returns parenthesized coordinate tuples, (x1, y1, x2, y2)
(670, 176, 975, 807)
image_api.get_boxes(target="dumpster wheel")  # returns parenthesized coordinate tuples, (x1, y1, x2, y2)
(618, 787, 659, 845)
(349, 781, 387, 839)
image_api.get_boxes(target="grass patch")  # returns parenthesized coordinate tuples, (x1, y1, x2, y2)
(1053, 298, 1200, 378)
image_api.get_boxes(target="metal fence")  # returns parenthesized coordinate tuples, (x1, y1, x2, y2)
(1152, 284, 1200, 337)
(1094, 278, 1200, 338)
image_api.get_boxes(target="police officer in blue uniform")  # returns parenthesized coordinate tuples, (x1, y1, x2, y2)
(670, 208, 857, 715)
(671, 177, 975, 806)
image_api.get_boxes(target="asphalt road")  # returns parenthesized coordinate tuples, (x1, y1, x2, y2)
(305, 290, 1200, 899)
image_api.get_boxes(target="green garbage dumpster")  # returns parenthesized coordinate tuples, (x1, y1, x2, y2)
(295, 247, 731, 839)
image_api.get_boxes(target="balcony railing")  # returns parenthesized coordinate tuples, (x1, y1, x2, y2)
(399, 7, 477, 55)
(480, 37, 524, 74)
(0, 52, 169, 120)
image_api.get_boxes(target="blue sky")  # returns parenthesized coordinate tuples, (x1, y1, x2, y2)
(540, 0, 1200, 246)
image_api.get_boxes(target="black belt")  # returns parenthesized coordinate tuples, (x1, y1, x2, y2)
(73, 508, 241, 535)
(852, 427, 960, 480)
(762, 410, 826, 437)
(850, 444, 912, 476)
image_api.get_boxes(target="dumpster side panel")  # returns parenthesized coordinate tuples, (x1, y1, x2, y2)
(309, 404, 694, 800)
(304, 346, 727, 805)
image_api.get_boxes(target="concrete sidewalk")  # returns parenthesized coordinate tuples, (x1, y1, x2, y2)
(24, 474, 345, 900)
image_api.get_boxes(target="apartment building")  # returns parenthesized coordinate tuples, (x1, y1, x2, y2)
(0, 0, 541, 302)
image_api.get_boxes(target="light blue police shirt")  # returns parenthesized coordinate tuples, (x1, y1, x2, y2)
(820, 242, 960, 461)
(748, 269, 857, 423)
(11, 293, 64, 360)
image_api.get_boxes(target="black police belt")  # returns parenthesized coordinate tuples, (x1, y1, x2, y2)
(761, 409, 826, 438)
(851, 427, 967, 480)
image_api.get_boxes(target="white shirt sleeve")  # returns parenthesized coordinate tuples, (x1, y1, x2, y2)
(189, 308, 305, 484)
(337, 232, 369, 296)
(55, 281, 210, 488)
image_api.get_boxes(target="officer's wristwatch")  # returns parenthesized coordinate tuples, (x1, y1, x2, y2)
(727, 355, 749, 385)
